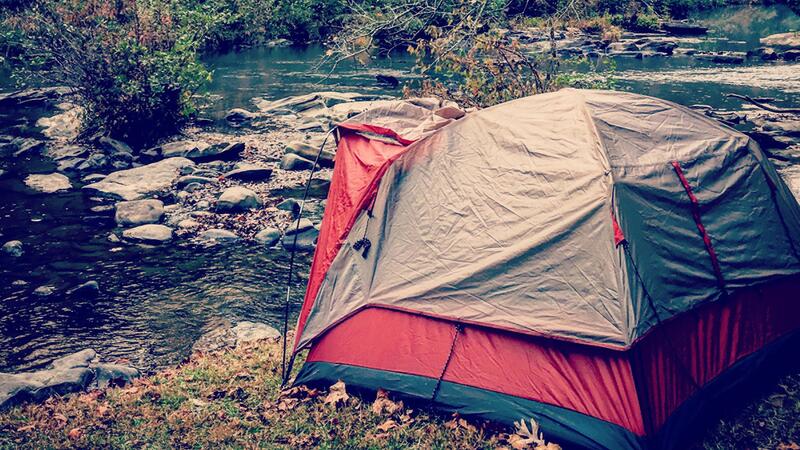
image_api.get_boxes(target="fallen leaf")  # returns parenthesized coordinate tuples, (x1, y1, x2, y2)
(190, 398, 208, 407)
(53, 413, 68, 424)
(323, 380, 349, 408)
(376, 419, 398, 432)
(67, 427, 82, 440)
(372, 389, 404, 416)
(16, 424, 35, 432)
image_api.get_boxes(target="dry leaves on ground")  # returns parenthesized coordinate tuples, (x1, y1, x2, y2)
(371, 388, 404, 416)
(323, 380, 349, 408)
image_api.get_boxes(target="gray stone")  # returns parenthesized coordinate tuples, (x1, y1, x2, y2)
(51, 349, 96, 369)
(122, 224, 174, 244)
(254, 227, 281, 246)
(24, 173, 72, 193)
(33, 286, 57, 297)
(280, 153, 316, 171)
(175, 175, 217, 189)
(36, 106, 82, 140)
(115, 199, 164, 226)
(223, 164, 273, 182)
(285, 141, 335, 167)
(192, 321, 280, 353)
(177, 219, 201, 229)
(196, 200, 211, 210)
(282, 226, 319, 252)
(782, 49, 800, 61)
(57, 157, 85, 172)
(216, 186, 262, 212)
(160, 140, 210, 158)
(66, 281, 100, 298)
(2, 240, 23, 257)
(185, 142, 245, 161)
(83, 157, 194, 201)
(92, 363, 140, 389)
(77, 153, 111, 173)
(197, 228, 239, 242)
(184, 182, 204, 193)
(286, 218, 314, 235)
(108, 233, 121, 243)
(11, 138, 45, 157)
(226, 108, 258, 122)
(277, 198, 301, 216)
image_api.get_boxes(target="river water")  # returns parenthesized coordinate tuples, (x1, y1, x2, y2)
(0, 5, 798, 373)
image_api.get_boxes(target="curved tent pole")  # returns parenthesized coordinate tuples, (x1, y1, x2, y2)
(281, 126, 337, 386)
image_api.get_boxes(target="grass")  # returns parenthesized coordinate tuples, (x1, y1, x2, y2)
(0, 335, 797, 449)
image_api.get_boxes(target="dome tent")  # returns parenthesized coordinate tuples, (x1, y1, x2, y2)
(288, 89, 800, 449)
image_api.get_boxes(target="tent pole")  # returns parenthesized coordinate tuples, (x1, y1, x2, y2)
(281, 127, 337, 386)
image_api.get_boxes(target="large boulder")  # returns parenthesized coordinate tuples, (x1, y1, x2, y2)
(82, 157, 194, 201)
(760, 32, 800, 49)
(23, 173, 72, 193)
(115, 199, 165, 226)
(36, 105, 83, 140)
(216, 186, 262, 212)
(122, 224, 174, 244)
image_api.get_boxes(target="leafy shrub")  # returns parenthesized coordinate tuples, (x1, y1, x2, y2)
(11, 0, 210, 148)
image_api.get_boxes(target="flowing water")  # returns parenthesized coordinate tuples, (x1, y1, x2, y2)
(0, 5, 798, 373)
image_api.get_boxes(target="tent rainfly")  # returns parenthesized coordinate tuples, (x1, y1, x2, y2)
(288, 89, 800, 450)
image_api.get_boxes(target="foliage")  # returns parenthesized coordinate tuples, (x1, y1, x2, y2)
(0, 337, 561, 449)
(7, 0, 211, 148)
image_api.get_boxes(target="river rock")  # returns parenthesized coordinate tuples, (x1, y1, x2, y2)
(57, 157, 85, 172)
(159, 140, 210, 158)
(277, 198, 301, 216)
(185, 142, 245, 161)
(216, 186, 262, 212)
(77, 153, 111, 173)
(122, 224, 174, 244)
(286, 218, 314, 234)
(192, 321, 280, 353)
(24, 173, 72, 193)
(760, 32, 800, 49)
(782, 50, 800, 61)
(66, 281, 100, 298)
(33, 285, 57, 297)
(0, 349, 139, 410)
(280, 153, 317, 171)
(282, 226, 319, 252)
(226, 108, 258, 122)
(11, 138, 45, 157)
(175, 175, 217, 189)
(197, 228, 239, 242)
(97, 137, 134, 170)
(254, 227, 281, 246)
(115, 199, 164, 226)
(254, 91, 377, 115)
(0, 87, 68, 108)
(177, 219, 201, 229)
(223, 164, 273, 182)
(285, 141, 335, 167)
(36, 106, 82, 140)
(750, 47, 779, 61)
(83, 157, 194, 201)
(82, 173, 106, 183)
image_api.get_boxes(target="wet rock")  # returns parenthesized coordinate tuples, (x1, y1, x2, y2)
(66, 281, 100, 298)
(185, 142, 245, 162)
(282, 226, 319, 252)
(11, 138, 45, 157)
(52, 349, 97, 369)
(223, 164, 273, 182)
(254, 91, 379, 115)
(97, 137, 134, 170)
(662, 22, 708, 36)
(159, 140, 209, 158)
(216, 186, 262, 212)
(184, 182, 204, 193)
(115, 199, 164, 226)
(137, 146, 161, 164)
(192, 321, 280, 353)
(694, 52, 745, 64)
(280, 153, 317, 171)
(285, 141, 335, 167)
(57, 157, 85, 172)
(175, 175, 217, 189)
(122, 224, 174, 244)
(0, 87, 68, 108)
(33, 286, 57, 297)
(77, 153, 111, 173)
(197, 228, 239, 242)
(226, 108, 258, 123)
(82, 157, 194, 201)
(108, 233, 121, 243)
(254, 227, 281, 246)
(24, 173, 72, 193)
(750, 47, 779, 61)
(760, 32, 800, 50)
(376, 74, 400, 88)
